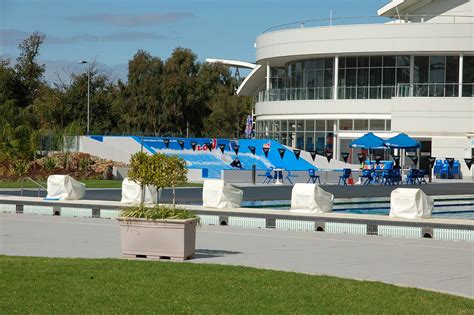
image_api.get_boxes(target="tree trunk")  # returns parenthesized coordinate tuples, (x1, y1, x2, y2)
(140, 184, 145, 207)
(172, 184, 176, 207)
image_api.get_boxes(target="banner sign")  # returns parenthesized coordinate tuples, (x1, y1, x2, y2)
(410, 156, 418, 165)
(177, 140, 185, 149)
(248, 146, 256, 155)
(341, 152, 349, 164)
(325, 152, 333, 163)
(206, 143, 213, 152)
(293, 149, 301, 160)
(428, 157, 436, 168)
(392, 155, 400, 166)
(218, 144, 226, 154)
(357, 154, 366, 164)
(232, 145, 240, 155)
(278, 148, 286, 159)
(262, 147, 269, 158)
(190, 142, 197, 151)
(464, 158, 472, 170)
(163, 138, 170, 148)
(310, 151, 317, 161)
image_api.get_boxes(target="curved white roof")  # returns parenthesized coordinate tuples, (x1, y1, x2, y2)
(205, 58, 257, 70)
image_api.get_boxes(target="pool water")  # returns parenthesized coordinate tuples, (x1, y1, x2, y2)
(240, 200, 474, 220)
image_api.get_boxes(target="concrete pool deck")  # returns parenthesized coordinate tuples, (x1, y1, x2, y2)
(1, 213, 472, 298)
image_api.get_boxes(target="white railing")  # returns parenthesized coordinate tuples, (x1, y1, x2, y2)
(397, 83, 474, 98)
(263, 14, 474, 33)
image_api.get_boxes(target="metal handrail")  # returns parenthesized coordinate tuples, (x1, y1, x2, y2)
(263, 14, 474, 33)
(20, 177, 47, 197)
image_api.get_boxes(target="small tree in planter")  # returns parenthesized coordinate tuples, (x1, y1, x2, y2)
(119, 152, 198, 261)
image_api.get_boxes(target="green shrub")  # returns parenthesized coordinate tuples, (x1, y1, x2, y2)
(121, 205, 199, 222)
(42, 157, 56, 173)
(78, 158, 90, 172)
(10, 160, 30, 178)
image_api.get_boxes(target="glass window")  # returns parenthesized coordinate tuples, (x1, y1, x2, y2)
(358, 56, 370, 68)
(315, 133, 325, 154)
(383, 56, 396, 67)
(429, 56, 446, 83)
(326, 120, 335, 131)
(462, 56, 474, 97)
(396, 56, 410, 67)
(370, 56, 382, 67)
(370, 119, 385, 131)
(296, 120, 304, 132)
(339, 119, 353, 131)
(386, 120, 391, 131)
(383, 68, 395, 85)
(414, 56, 429, 83)
(324, 58, 334, 69)
(446, 56, 459, 83)
(354, 119, 369, 130)
(306, 120, 315, 131)
(397, 68, 410, 84)
(316, 120, 325, 131)
(346, 57, 357, 68)
(281, 120, 288, 131)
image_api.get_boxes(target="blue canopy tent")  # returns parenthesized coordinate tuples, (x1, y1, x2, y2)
(349, 133, 386, 167)
(384, 133, 420, 149)
(384, 133, 421, 170)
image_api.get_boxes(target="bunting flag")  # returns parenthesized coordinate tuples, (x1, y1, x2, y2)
(232, 145, 240, 155)
(341, 152, 349, 164)
(464, 158, 473, 170)
(190, 142, 197, 151)
(293, 149, 301, 160)
(177, 140, 185, 149)
(375, 155, 382, 165)
(325, 152, 333, 163)
(392, 155, 401, 166)
(446, 158, 454, 168)
(207, 143, 213, 152)
(309, 151, 317, 161)
(218, 144, 226, 154)
(357, 153, 366, 164)
(262, 147, 270, 158)
(428, 156, 436, 168)
(248, 146, 256, 155)
(278, 148, 286, 159)
(409, 156, 418, 165)
(163, 138, 170, 148)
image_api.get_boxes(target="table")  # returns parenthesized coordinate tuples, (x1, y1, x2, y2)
(273, 168, 285, 184)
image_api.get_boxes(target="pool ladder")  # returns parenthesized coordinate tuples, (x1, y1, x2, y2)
(20, 177, 47, 197)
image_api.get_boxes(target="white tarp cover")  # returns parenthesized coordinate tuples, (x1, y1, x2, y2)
(390, 188, 434, 219)
(120, 178, 158, 204)
(46, 175, 86, 200)
(202, 179, 243, 209)
(290, 183, 334, 213)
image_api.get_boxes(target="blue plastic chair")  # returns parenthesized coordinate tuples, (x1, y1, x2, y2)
(452, 161, 461, 179)
(440, 163, 451, 179)
(262, 167, 274, 184)
(360, 169, 373, 185)
(406, 169, 419, 184)
(307, 169, 321, 184)
(391, 169, 402, 185)
(285, 170, 298, 185)
(417, 170, 428, 184)
(434, 160, 442, 176)
(338, 168, 352, 185)
(381, 169, 394, 185)
(274, 169, 284, 183)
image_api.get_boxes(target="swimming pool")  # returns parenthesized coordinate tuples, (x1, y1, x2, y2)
(240, 197, 474, 220)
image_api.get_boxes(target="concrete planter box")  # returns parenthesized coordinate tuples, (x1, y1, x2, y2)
(118, 217, 197, 261)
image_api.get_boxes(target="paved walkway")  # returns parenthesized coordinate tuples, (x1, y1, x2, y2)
(1, 213, 472, 297)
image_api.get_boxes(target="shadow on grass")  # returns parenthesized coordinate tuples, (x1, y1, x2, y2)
(193, 249, 242, 259)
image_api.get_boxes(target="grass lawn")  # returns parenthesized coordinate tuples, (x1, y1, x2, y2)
(0, 256, 472, 313)
(0, 180, 202, 189)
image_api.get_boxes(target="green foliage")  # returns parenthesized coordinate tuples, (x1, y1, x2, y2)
(42, 156, 56, 172)
(78, 158, 90, 171)
(128, 152, 188, 206)
(10, 160, 30, 177)
(2, 256, 473, 314)
(121, 205, 199, 221)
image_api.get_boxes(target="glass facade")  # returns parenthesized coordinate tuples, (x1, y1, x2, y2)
(338, 55, 410, 99)
(255, 119, 391, 152)
(258, 54, 474, 102)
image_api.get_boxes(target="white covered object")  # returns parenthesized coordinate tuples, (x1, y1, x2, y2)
(202, 180, 243, 209)
(390, 188, 434, 219)
(290, 183, 334, 213)
(46, 175, 86, 200)
(120, 178, 158, 204)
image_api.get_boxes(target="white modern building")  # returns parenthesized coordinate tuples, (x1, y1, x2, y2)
(232, 0, 474, 176)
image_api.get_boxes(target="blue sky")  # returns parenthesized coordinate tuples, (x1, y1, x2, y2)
(1, 0, 389, 82)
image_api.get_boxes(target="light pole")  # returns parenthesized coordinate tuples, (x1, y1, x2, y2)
(79, 60, 90, 135)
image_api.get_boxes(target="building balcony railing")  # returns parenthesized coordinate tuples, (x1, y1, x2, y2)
(257, 84, 474, 102)
(263, 14, 474, 33)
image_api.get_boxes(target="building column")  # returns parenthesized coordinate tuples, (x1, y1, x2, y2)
(459, 54, 464, 97)
(266, 63, 270, 91)
(333, 121, 338, 161)
(333, 56, 339, 100)
(409, 55, 415, 97)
